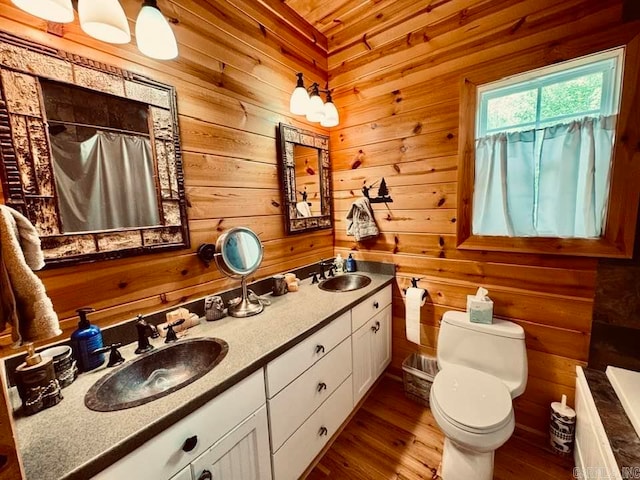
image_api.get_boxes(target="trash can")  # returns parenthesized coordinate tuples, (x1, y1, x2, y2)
(402, 353, 439, 406)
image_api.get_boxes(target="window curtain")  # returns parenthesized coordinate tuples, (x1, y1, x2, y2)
(536, 115, 617, 237)
(473, 115, 616, 238)
(472, 130, 536, 236)
(51, 131, 160, 233)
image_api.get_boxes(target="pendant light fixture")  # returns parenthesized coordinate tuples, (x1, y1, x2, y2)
(78, 0, 131, 44)
(11, 0, 74, 23)
(289, 73, 310, 115)
(135, 0, 179, 60)
(320, 91, 339, 127)
(289, 73, 339, 127)
(306, 83, 326, 123)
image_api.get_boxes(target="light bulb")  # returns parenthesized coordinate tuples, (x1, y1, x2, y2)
(136, 0, 179, 60)
(12, 0, 74, 23)
(320, 99, 339, 127)
(79, 0, 131, 44)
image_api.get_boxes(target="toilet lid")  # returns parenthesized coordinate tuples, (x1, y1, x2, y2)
(432, 365, 512, 433)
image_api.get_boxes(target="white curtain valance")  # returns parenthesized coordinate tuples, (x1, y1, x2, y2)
(472, 115, 617, 238)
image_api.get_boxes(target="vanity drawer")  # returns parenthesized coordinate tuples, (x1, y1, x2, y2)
(269, 337, 352, 452)
(265, 311, 350, 398)
(272, 376, 353, 480)
(351, 285, 392, 332)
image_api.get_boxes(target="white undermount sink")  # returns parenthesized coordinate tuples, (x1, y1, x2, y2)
(606, 366, 640, 438)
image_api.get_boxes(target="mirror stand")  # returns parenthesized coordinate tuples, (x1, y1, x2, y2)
(228, 277, 264, 318)
(212, 226, 265, 319)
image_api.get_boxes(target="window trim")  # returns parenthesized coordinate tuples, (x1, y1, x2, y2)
(457, 34, 640, 258)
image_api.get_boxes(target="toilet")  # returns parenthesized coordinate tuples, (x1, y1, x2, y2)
(429, 311, 527, 480)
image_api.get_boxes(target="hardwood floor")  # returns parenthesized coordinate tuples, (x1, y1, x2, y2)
(307, 376, 575, 480)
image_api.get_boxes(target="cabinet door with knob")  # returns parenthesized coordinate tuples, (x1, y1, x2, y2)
(190, 406, 271, 480)
(352, 305, 392, 405)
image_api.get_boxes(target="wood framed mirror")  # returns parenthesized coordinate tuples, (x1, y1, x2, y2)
(277, 123, 331, 234)
(0, 31, 189, 267)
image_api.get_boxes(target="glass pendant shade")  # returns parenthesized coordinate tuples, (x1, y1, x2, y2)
(306, 85, 325, 122)
(290, 87, 309, 115)
(290, 73, 309, 115)
(136, 0, 179, 60)
(79, 0, 131, 44)
(306, 94, 325, 122)
(12, 0, 74, 23)
(320, 100, 339, 127)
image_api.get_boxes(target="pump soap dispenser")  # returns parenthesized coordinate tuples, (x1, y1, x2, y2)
(71, 307, 104, 372)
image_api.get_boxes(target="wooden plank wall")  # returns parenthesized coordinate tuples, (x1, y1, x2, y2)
(0, 0, 330, 353)
(328, 0, 640, 436)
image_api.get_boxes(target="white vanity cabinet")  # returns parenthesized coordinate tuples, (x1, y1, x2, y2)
(94, 370, 270, 480)
(575, 367, 621, 480)
(352, 285, 392, 405)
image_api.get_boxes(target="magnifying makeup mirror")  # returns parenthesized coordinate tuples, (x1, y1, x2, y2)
(214, 227, 264, 317)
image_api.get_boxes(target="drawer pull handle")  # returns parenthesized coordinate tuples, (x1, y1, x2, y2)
(182, 435, 198, 452)
(315, 344, 325, 354)
(317, 382, 327, 392)
(371, 321, 381, 333)
(319, 426, 328, 437)
(373, 301, 379, 309)
(198, 470, 213, 480)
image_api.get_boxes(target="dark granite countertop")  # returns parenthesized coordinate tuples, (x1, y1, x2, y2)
(9, 271, 394, 480)
(583, 368, 640, 478)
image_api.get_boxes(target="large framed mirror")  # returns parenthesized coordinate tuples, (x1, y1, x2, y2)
(277, 123, 331, 234)
(0, 31, 189, 267)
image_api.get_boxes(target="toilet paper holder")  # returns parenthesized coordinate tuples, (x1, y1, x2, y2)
(403, 277, 427, 301)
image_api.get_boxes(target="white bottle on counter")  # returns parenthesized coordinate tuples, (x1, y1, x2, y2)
(334, 254, 345, 274)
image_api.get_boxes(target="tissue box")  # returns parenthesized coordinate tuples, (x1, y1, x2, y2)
(466, 295, 494, 324)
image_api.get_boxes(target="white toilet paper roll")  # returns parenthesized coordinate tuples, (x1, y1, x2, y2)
(406, 287, 426, 345)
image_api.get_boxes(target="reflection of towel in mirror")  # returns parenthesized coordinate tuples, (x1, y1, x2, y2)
(346, 198, 379, 241)
(296, 201, 312, 218)
(0, 205, 61, 346)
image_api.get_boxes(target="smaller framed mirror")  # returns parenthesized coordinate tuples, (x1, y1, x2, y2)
(214, 227, 264, 317)
(277, 123, 331, 234)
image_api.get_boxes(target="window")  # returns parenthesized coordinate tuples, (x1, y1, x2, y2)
(456, 33, 640, 258)
(477, 50, 622, 137)
(472, 49, 623, 239)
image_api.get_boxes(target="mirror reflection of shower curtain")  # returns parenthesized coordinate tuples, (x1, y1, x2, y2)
(50, 131, 160, 232)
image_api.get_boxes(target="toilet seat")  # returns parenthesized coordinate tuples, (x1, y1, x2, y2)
(431, 365, 512, 434)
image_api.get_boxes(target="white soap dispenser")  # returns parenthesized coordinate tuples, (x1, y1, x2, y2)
(334, 254, 345, 274)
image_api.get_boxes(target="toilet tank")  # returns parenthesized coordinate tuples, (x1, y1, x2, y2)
(437, 311, 528, 398)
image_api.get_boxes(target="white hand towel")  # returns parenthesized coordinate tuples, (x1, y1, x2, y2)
(346, 197, 379, 241)
(0, 205, 61, 346)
